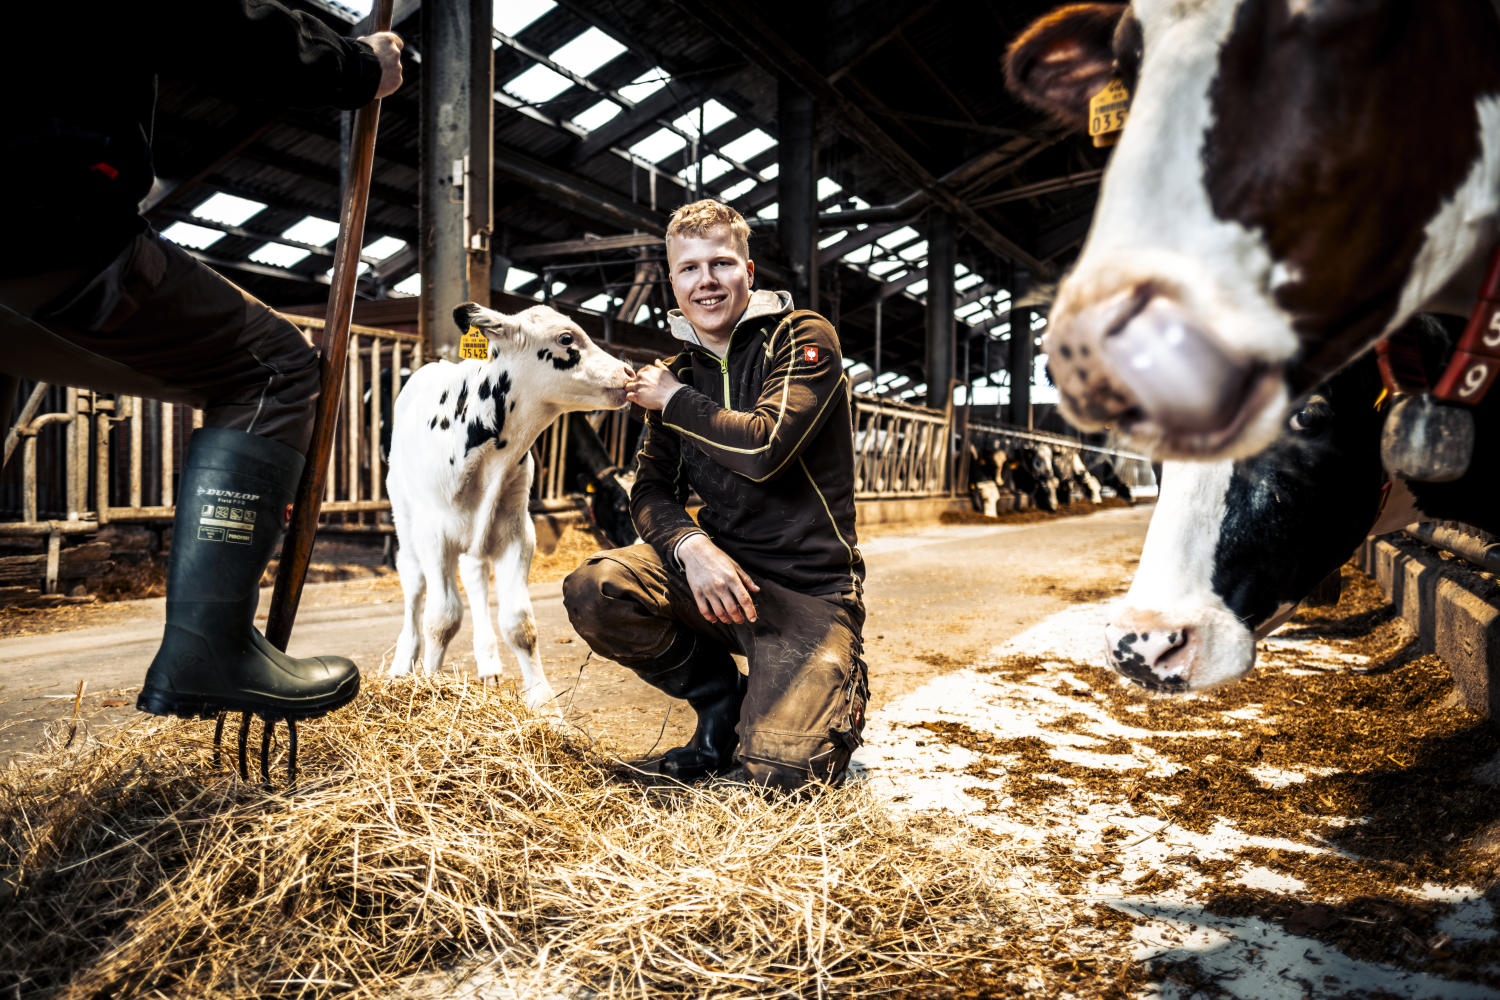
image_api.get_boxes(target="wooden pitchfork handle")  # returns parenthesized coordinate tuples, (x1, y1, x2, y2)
(266, 0, 395, 652)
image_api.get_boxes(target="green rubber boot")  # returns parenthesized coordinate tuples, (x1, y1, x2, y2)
(136, 428, 360, 722)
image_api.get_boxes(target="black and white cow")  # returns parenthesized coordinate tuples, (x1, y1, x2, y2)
(1054, 445, 1103, 505)
(1011, 443, 1063, 511)
(1006, 2, 1500, 460)
(386, 303, 632, 710)
(1105, 314, 1500, 692)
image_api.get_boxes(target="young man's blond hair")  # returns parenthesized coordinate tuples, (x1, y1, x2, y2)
(665, 199, 752, 259)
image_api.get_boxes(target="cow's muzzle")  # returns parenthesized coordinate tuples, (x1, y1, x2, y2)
(1046, 289, 1282, 457)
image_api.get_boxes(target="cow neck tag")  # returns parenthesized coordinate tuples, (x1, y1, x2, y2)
(1376, 242, 1500, 481)
(460, 325, 489, 361)
(1088, 78, 1131, 148)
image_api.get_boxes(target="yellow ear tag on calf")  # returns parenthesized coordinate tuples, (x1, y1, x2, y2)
(460, 325, 489, 361)
(1088, 78, 1132, 148)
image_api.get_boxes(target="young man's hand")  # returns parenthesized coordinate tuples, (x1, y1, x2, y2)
(361, 32, 405, 98)
(626, 360, 685, 411)
(679, 533, 760, 624)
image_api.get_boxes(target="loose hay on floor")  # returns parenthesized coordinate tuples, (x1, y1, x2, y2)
(0, 678, 1015, 999)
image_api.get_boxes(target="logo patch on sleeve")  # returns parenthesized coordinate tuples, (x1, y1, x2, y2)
(804, 345, 819, 363)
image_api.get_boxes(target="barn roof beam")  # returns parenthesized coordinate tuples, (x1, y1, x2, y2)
(671, 0, 1052, 277)
(151, 209, 388, 267)
(561, 65, 749, 169)
(824, 0, 945, 82)
(493, 145, 669, 234)
(140, 110, 279, 214)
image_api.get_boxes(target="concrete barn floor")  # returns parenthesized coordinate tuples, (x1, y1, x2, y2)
(0, 505, 1151, 768)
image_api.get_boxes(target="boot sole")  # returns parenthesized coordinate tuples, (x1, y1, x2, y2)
(136, 674, 361, 722)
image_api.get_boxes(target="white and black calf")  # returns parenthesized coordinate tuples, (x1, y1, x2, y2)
(1006, 2, 1500, 460)
(386, 302, 631, 710)
(1106, 314, 1500, 693)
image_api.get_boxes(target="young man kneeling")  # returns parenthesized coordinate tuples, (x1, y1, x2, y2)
(562, 201, 867, 791)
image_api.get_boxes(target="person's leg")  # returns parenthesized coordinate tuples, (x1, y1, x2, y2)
(563, 544, 746, 779)
(738, 583, 869, 792)
(0, 233, 356, 733)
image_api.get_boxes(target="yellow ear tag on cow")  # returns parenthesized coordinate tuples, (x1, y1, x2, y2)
(460, 325, 489, 361)
(1088, 78, 1132, 148)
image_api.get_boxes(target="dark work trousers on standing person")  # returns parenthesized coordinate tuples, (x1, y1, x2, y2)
(0, 231, 321, 454)
(564, 543, 870, 791)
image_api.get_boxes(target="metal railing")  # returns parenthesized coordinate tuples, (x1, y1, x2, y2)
(964, 419, 1159, 494)
(852, 395, 951, 498)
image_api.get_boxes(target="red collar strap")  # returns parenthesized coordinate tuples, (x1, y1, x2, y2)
(1379, 243, 1500, 403)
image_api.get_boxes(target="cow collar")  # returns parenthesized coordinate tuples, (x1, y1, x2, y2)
(1377, 243, 1500, 404)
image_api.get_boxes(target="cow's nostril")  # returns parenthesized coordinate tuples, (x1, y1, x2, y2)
(1105, 622, 1192, 690)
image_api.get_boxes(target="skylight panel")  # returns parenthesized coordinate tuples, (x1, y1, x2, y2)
(818, 231, 848, 249)
(868, 259, 905, 277)
(898, 240, 929, 261)
(159, 221, 223, 250)
(633, 303, 652, 324)
(506, 64, 573, 104)
(504, 267, 539, 292)
(282, 216, 341, 246)
(956, 273, 985, 291)
(816, 176, 842, 201)
(758, 202, 779, 220)
(619, 69, 668, 103)
(672, 100, 737, 138)
(580, 292, 613, 312)
(719, 129, 775, 162)
(906, 279, 929, 297)
(363, 236, 407, 260)
(629, 128, 688, 163)
(392, 273, 421, 297)
(550, 28, 626, 78)
(761, 162, 779, 180)
(572, 100, 621, 132)
(494, 0, 555, 36)
(678, 154, 733, 185)
(191, 192, 265, 226)
(956, 301, 986, 319)
(843, 244, 875, 264)
(1032, 314, 1049, 330)
(825, 194, 870, 214)
(718, 176, 757, 201)
(326, 262, 370, 278)
(249, 243, 311, 268)
(878, 226, 920, 248)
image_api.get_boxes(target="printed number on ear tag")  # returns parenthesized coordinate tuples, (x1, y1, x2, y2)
(1088, 78, 1131, 148)
(460, 325, 489, 361)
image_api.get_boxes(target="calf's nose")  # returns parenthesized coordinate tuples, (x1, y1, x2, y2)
(1104, 622, 1191, 691)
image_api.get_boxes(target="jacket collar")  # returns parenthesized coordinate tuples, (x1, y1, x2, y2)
(667, 289, 793, 348)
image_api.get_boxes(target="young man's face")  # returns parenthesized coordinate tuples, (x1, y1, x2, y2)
(667, 226, 755, 341)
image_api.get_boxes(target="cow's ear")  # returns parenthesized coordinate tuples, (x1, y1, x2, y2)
(1005, 3, 1126, 126)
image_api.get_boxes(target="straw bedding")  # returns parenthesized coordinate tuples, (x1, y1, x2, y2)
(0, 678, 1014, 999)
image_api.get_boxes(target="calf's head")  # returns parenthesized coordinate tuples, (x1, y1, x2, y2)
(1007, 1, 1500, 459)
(455, 302, 631, 412)
(1103, 323, 1406, 692)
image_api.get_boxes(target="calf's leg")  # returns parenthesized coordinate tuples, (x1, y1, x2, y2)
(390, 536, 426, 676)
(420, 545, 463, 675)
(459, 553, 504, 679)
(493, 526, 558, 715)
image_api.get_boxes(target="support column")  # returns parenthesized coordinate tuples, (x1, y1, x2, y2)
(778, 80, 817, 311)
(467, 0, 494, 307)
(420, 0, 477, 361)
(924, 210, 954, 410)
(1008, 267, 1034, 428)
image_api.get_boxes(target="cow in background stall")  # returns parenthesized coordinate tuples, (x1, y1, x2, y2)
(1005, 3, 1500, 460)
(969, 439, 1008, 516)
(1104, 314, 1500, 693)
(1010, 443, 1061, 511)
(386, 303, 632, 710)
(1053, 446, 1103, 505)
(1090, 456, 1135, 502)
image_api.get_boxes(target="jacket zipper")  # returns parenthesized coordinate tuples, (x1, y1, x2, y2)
(717, 328, 736, 409)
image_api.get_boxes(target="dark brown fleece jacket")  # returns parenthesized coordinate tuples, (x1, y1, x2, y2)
(631, 290, 865, 596)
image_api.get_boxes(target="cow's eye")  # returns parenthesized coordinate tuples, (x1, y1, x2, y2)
(1289, 397, 1332, 433)
(558, 333, 574, 346)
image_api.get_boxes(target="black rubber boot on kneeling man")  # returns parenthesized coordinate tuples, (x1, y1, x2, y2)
(629, 628, 747, 782)
(136, 428, 360, 729)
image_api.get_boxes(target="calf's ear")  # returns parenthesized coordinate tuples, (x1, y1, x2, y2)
(1005, 3, 1125, 126)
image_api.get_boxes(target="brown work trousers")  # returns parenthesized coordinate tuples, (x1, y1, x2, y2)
(1, 231, 321, 454)
(563, 544, 869, 791)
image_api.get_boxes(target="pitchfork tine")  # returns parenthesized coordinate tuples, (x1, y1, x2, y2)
(237, 712, 252, 780)
(260, 716, 273, 785)
(212, 712, 226, 767)
(287, 719, 299, 786)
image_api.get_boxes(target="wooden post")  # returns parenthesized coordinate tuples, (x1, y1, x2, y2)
(266, 0, 394, 652)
